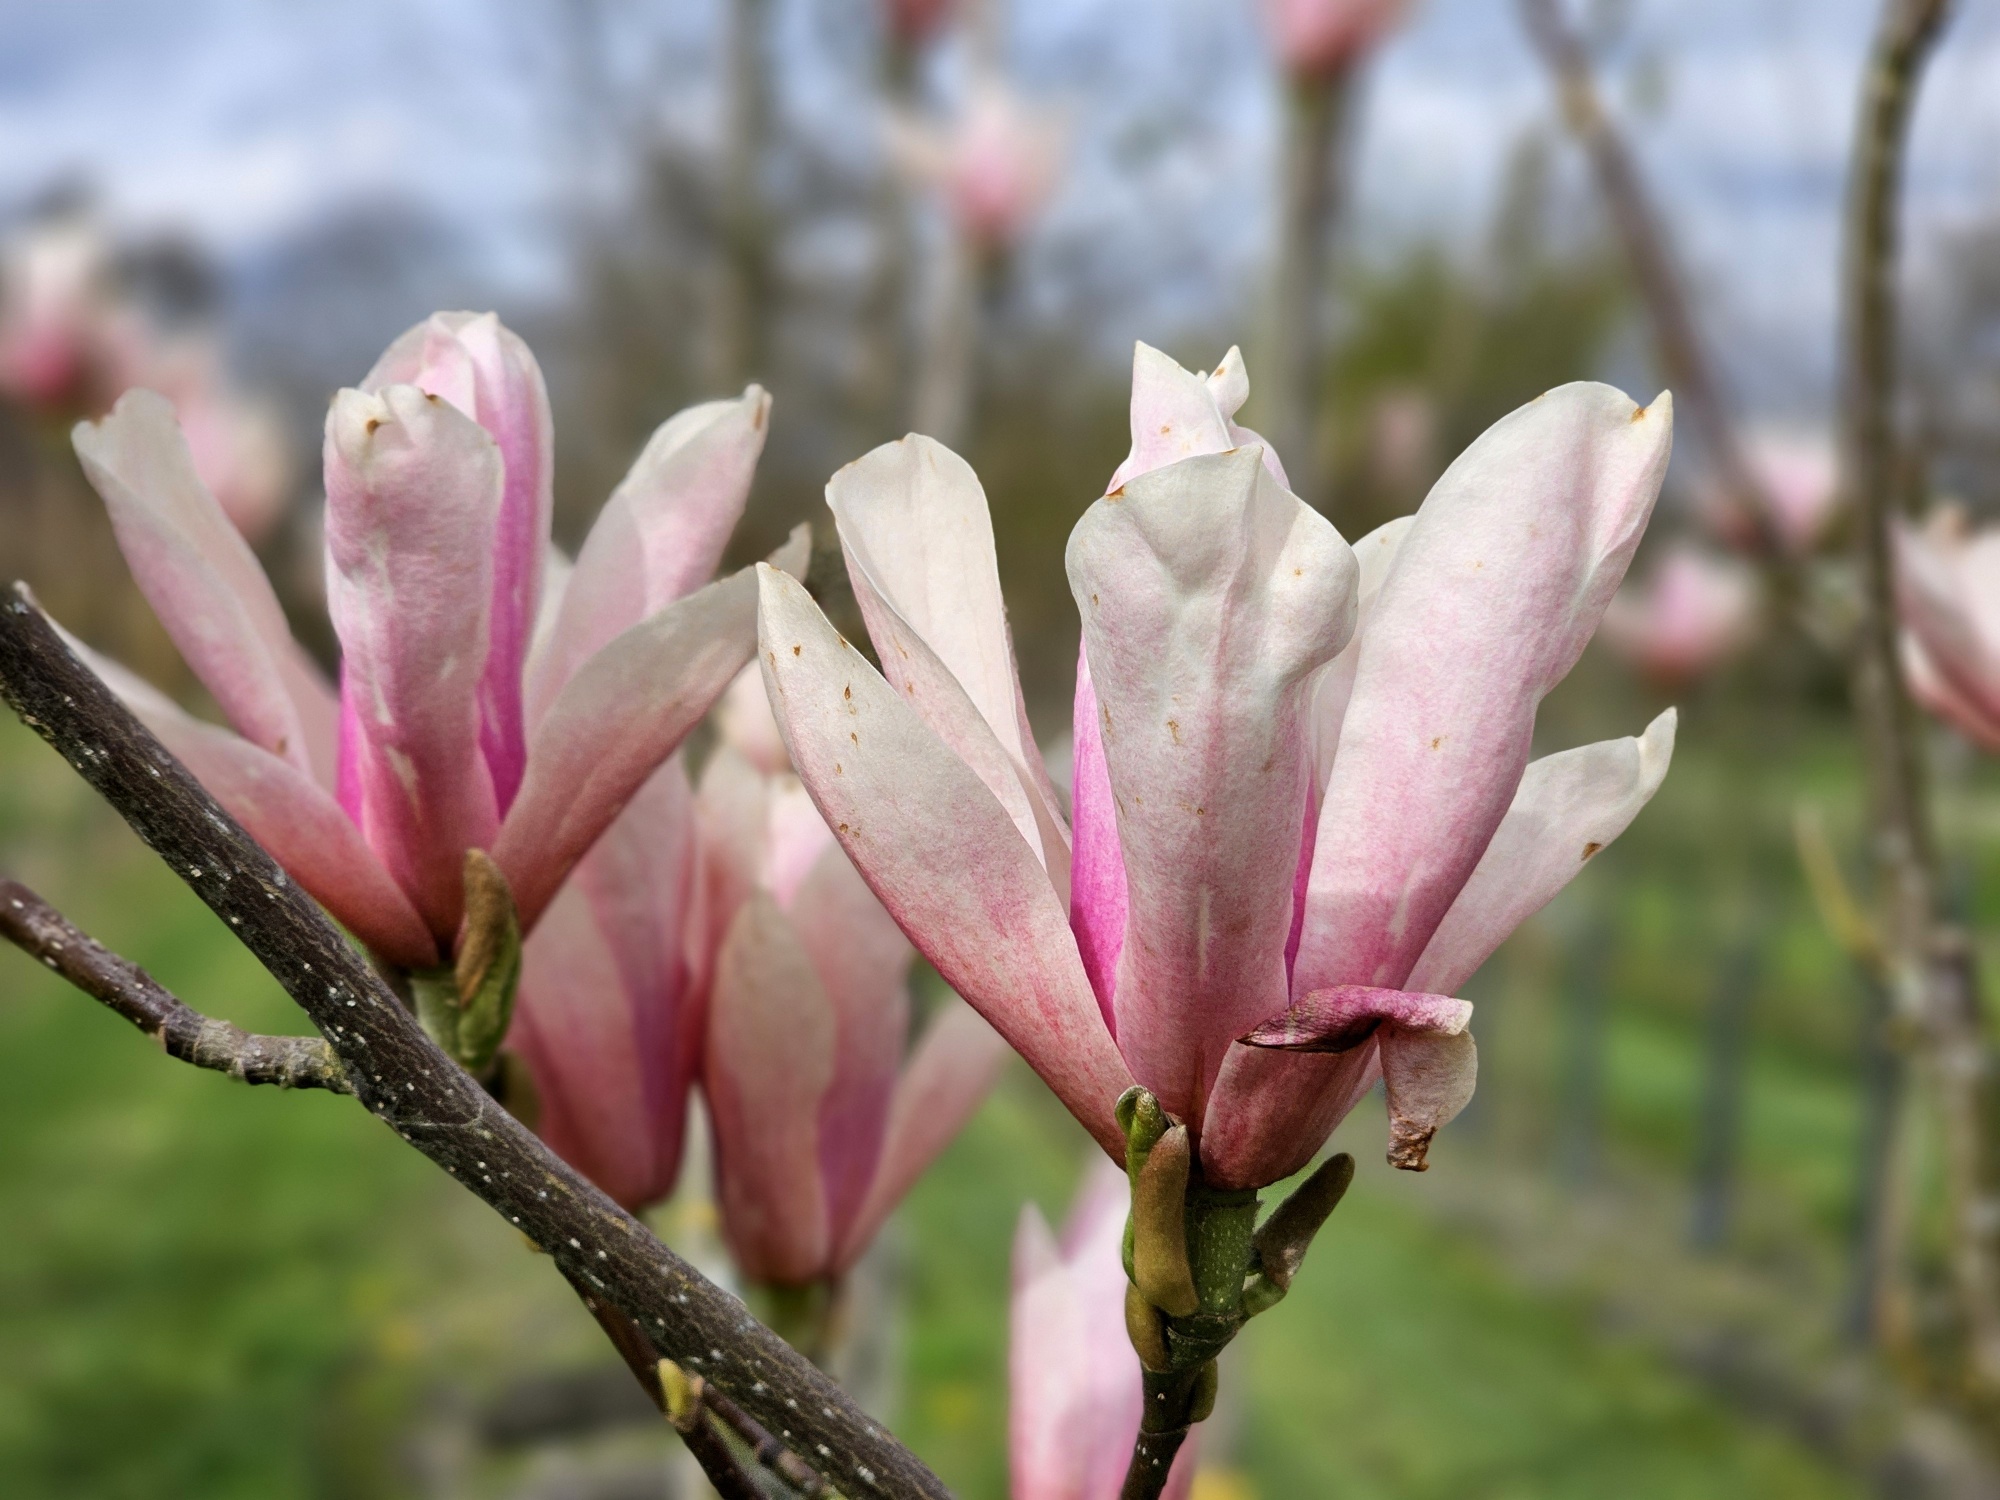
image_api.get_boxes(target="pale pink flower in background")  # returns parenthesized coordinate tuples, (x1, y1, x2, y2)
(1698, 428, 1840, 556)
(883, 0, 953, 46)
(696, 667, 1009, 1284)
(141, 339, 293, 542)
(1895, 508, 2000, 752)
(0, 215, 141, 410)
(1260, 0, 1412, 81)
(1599, 543, 1759, 687)
(756, 342, 1677, 1188)
(890, 78, 1065, 251)
(64, 312, 784, 982)
(1010, 1158, 1197, 1500)
(1748, 429, 1840, 552)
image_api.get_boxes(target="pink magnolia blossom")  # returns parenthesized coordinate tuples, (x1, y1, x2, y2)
(1599, 543, 1758, 686)
(1011, 1158, 1197, 1500)
(1260, 0, 1411, 81)
(697, 668, 1009, 1284)
(1750, 429, 1839, 552)
(1895, 508, 2000, 752)
(1701, 428, 1840, 555)
(891, 79, 1064, 251)
(756, 343, 1676, 1187)
(0, 216, 140, 409)
(65, 311, 780, 978)
(883, 0, 953, 45)
(141, 338, 293, 542)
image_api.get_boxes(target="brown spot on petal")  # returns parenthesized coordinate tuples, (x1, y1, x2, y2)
(838, 822, 850, 833)
(834, 763, 842, 775)
(843, 685, 852, 700)
(1430, 736, 1442, 750)
(364, 418, 382, 435)
(1631, 404, 1649, 422)
(1166, 719, 1180, 744)
(850, 733, 858, 745)
(792, 644, 802, 656)
(1582, 841, 1604, 860)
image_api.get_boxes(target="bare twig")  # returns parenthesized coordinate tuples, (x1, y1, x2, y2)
(1835, 0, 2000, 1389)
(1263, 69, 1353, 510)
(0, 584, 950, 1500)
(658, 1360, 772, 1500)
(1518, 0, 1785, 559)
(704, 1379, 839, 1496)
(0, 878, 351, 1093)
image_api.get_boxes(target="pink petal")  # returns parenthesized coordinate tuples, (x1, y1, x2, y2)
(1010, 1157, 1196, 1500)
(704, 892, 836, 1284)
(1068, 645, 1126, 1026)
(757, 563, 1134, 1157)
(1895, 517, 2000, 731)
(828, 436, 1070, 890)
(494, 566, 761, 933)
(73, 390, 329, 781)
(1197, 1039, 1382, 1190)
(510, 759, 700, 1210)
(1107, 342, 1288, 493)
(1294, 384, 1672, 999)
(366, 313, 553, 811)
(714, 662, 793, 776)
(835, 1000, 1009, 1273)
(527, 388, 771, 723)
(691, 741, 771, 1006)
(1381, 1026, 1477, 1171)
(324, 385, 503, 943)
(1408, 709, 1677, 995)
(1305, 515, 1413, 796)
(1904, 631, 2000, 750)
(1240, 984, 1471, 1051)
(1068, 446, 1358, 1122)
(70, 635, 436, 969)
(787, 845, 913, 1253)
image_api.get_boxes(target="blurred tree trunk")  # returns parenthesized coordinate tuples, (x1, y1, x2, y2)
(1518, 0, 1784, 561)
(1263, 70, 1353, 511)
(860, 35, 921, 439)
(716, 0, 774, 391)
(1837, 0, 2000, 1392)
(910, 239, 989, 450)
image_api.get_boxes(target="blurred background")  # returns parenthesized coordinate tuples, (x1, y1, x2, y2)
(7, 0, 2000, 1495)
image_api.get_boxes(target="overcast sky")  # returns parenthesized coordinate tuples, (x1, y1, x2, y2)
(5, 0, 2000, 410)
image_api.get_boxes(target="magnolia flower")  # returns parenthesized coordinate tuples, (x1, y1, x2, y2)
(1895, 508, 2000, 751)
(0, 215, 138, 410)
(1011, 1158, 1197, 1500)
(883, 0, 952, 45)
(1701, 428, 1840, 556)
(66, 311, 779, 981)
(1749, 429, 1839, 552)
(1599, 543, 1758, 686)
(698, 668, 1010, 1285)
(756, 343, 1676, 1188)
(142, 338, 293, 541)
(890, 78, 1064, 251)
(1260, 0, 1411, 81)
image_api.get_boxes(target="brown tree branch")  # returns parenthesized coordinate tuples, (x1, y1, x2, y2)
(1517, 0, 1786, 560)
(1834, 0, 2000, 1388)
(0, 584, 950, 1500)
(0, 879, 352, 1093)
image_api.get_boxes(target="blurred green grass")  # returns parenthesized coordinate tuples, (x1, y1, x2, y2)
(0, 710, 1866, 1497)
